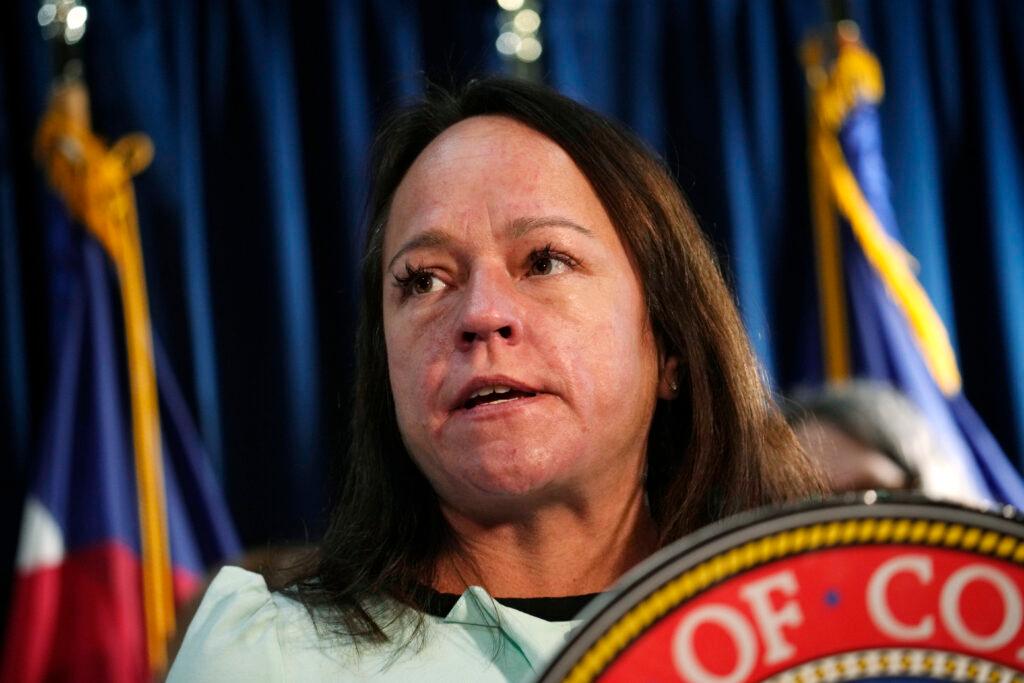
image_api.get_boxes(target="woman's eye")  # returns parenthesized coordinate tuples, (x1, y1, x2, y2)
(530, 256, 563, 276)
(410, 272, 445, 295)
(394, 268, 447, 298)
(527, 247, 576, 277)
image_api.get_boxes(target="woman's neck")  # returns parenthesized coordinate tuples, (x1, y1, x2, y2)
(432, 485, 658, 598)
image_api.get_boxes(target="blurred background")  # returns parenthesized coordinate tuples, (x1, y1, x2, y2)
(3, 0, 1024, 673)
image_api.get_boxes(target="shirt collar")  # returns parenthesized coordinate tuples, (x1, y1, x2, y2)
(442, 586, 583, 673)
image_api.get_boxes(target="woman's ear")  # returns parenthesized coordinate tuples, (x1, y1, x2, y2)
(657, 356, 681, 400)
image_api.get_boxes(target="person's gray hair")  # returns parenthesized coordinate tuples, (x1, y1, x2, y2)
(783, 380, 978, 504)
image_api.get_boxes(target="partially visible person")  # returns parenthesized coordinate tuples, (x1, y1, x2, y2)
(785, 380, 977, 503)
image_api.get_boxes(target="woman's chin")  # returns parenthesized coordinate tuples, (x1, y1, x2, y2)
(438, 453, 585, 518)
(463, 461, 564, 498)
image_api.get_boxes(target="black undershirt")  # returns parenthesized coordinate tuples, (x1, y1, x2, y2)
(420, 588, 601, 622)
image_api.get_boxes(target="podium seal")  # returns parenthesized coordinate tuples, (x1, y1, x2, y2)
(539, 495, 1024, 683)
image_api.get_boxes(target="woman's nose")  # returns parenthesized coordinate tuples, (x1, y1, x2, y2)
(455, 267, 523, 350)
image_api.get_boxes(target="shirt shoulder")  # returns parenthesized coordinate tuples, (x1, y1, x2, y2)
(168, 566, 291, 682)
(166, 567, 429, 682)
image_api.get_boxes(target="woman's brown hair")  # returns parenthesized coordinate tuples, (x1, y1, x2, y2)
(290, 77, 822, 640)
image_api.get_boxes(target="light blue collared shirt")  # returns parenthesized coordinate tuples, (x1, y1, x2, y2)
(167, 566, 583, 682)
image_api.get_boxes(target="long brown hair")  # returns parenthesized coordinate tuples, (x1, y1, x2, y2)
(291, 77, 822, 640)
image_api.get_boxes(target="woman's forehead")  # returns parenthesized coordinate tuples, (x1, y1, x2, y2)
(383, 115, 612, 254)
(416, 115, 564, 167)
(395, 116, 575, 202)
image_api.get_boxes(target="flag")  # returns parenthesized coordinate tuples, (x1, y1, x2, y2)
(801, 28, 1024, 508)
(1, 83, 240, 682)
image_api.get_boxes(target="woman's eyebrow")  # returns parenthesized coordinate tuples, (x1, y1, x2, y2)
(507, 215, 595, 240)
(386, 216, 594, 270)
(387, 230, 451, 271)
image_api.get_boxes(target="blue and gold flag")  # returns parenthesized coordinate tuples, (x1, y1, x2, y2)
(802, 30, 1024, 507)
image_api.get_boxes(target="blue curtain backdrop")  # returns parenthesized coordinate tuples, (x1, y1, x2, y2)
(3, 0, 1024, 604)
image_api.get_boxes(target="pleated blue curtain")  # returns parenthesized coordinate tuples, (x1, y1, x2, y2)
(3, 0, 1024, 568)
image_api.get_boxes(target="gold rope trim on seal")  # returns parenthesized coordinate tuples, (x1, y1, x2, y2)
(563, 517, 1024, 683)
(801, 35, 962, 395)
(763, 648, 1024, 683)
(34, 82, 174, 674)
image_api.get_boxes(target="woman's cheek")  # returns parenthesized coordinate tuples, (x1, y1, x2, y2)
(390, 325, 449, 415)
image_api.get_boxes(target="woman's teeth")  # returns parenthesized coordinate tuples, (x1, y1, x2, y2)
(469, 385, 513, 399)
(463, 386, 537, 409)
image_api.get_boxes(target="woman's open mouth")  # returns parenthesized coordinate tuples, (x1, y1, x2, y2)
(462, 385, 538, 410)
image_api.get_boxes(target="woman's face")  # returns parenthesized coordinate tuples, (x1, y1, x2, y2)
(382, 116, 664, 520)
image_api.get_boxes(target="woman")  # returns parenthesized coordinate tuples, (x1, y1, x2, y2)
(169, 78, 821, 681)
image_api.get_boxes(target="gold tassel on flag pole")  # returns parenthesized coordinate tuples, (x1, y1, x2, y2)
(34, 5, 176, 670)
(802, 21, 962, 396)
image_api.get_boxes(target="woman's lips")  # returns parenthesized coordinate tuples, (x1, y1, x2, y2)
(451, 391, 546, 419)
(451, 375, 544, 412)
(461, 387, 537, 410)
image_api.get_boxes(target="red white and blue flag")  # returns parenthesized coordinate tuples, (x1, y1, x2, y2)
(1, 123, 240, 681)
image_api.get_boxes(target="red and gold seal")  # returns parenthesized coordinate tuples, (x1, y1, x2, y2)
(541, 495, 1024, 683)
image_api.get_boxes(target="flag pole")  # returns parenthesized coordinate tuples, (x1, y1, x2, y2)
(802, 17, 853, 384)
(35, 2, 176, 674)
